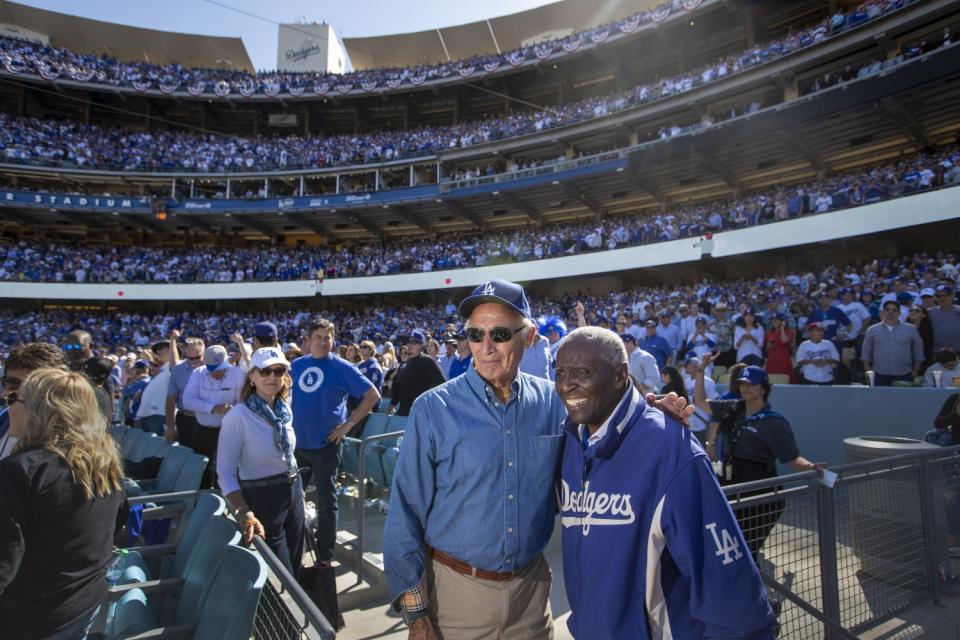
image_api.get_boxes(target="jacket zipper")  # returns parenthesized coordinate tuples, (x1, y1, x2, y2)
(575, 452, 594, 638)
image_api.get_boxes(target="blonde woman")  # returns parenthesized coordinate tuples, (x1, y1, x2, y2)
(217, 348, 304, 576)
(381, 341, 398, 370)
(0, 368, 125, 639)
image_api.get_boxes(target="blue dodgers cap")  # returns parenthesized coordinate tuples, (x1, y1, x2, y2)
(408, 329, 427, 345)
(736, 365, 769, 386)
(937, 284, 955, 294)
(619, 333, 637, 344)
(896, 291, 915, 305)
(459, 279, 532, 319)
(254, 321, 278, 339)
(133, 359, 149, 369)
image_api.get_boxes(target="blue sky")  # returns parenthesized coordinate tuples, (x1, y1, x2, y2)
(13, 0, 558, 70)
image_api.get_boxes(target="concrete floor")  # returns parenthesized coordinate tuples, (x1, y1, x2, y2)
(325, 494, 960, 640)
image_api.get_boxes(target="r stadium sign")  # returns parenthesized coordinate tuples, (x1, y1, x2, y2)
(1, 190, 151, 212)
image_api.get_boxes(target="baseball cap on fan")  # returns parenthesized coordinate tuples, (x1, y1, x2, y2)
(254, 322, 278, 339)
(250, 347, 289, 370)
(204, 345, 229, 372)
(459, 279, 532, 319)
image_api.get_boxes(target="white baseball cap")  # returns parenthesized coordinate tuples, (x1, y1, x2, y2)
(250, 347, 289, 370)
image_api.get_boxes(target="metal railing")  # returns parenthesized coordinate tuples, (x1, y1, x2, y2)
(128, 489, 336, 640)
(345, 428, 405, 585)
(722, 445, 960, 639)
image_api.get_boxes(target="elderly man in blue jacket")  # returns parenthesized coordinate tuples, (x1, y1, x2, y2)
(555, 326, 775, 639)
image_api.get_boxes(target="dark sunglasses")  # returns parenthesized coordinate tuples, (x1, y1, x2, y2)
(186, 355, 202, 362)
(257, 366, 287, 377)
(1, 376, 21, 391)
(63, 344, 84, 351)
(4, 391, 21, 406)
(465, 326, 525, 343)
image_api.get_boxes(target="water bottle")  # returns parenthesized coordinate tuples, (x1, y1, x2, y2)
(106, 549, 129, 585)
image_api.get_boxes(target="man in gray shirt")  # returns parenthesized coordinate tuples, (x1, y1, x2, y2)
(164, 334, 205, 445)
(862, 300, 924, 386)
(928, 284, 960, 351)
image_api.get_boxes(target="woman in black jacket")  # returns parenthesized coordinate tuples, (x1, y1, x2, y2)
(0, 368, 126, 639)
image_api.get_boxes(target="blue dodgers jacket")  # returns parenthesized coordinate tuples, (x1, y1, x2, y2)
(560, 387, 775, 640)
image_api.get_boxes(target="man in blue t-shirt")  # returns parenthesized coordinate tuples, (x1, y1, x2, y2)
(292, 318, 380, 562)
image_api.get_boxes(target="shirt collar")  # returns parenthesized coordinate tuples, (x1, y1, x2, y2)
(577, 384, 637, 448)
(466, 363, 522, 405)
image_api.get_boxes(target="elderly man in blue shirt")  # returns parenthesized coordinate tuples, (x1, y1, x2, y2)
(384, 279, 565, 639)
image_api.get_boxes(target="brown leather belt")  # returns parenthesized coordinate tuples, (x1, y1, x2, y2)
(430, 548, 519, 582)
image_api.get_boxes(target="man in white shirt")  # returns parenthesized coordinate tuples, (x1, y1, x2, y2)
(924, 348, 960, 387)
(183, 345, 245, 488)
(135, 341, 173, 435)
(796, 323, 840, 385)
(621, 333, 660, 393)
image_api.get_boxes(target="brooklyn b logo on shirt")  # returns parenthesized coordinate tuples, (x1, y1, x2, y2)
(560, 480, 635, 535)
(298, 367, 325, 393)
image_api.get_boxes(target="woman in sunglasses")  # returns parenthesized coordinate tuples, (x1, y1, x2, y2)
(0, 368, 125, 639)
(217, 347, 305, 576)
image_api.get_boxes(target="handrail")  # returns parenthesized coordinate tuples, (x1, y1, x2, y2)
(354, 429, 406, 585)
(225, 502, 338, 640)
(763, 575, 860, 640)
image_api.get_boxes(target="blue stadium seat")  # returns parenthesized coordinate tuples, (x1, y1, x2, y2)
(363, 414, 393, 486)
(109, 516, 244, 638)
(342, 413, 391, 483)
(125, 446, 194, 496)
(111, 542, 266, 640)
(120, 429, 147, 459)
(125, 493, 227, 582)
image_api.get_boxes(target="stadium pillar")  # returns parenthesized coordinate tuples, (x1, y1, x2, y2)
(83, 100, 91, 124)
(744, 5, 758, 47)
(16, 85, 26, 117)
(303, 110, 310, 135)
(145, 101, 152, 130)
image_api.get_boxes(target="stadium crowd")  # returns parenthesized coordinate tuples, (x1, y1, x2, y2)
(0, 0, 912, 100)
(1, 250, 956, 378)
(1, 144, 957, 283)
(0, 0, 931, 172)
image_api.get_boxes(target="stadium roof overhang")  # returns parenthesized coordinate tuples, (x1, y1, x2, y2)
(0, 0, 254, 71)
(343, 0, 664, 69)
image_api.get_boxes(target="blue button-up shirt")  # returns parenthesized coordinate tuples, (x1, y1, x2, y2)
(383, 365, 567, 601)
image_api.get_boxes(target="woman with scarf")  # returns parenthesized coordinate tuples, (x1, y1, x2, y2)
(218, 347, 304, 575)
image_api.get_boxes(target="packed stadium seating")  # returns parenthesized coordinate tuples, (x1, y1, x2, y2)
(2, 2, 959, 638)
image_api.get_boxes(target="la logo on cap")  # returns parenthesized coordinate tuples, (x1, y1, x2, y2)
(481, 282, 496, 296)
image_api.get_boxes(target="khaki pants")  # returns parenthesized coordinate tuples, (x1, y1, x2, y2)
(428, 554, 553, 640)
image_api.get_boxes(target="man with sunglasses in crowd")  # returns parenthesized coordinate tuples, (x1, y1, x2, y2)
(385, 279, 567, 639)
(0, 342, 69, 459)
(164, 332, 205, 445)
(388, 329, 446, 417)
(63, 330, 94, 371)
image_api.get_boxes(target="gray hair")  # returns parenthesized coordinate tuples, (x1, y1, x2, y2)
(561, 326, 628, 367)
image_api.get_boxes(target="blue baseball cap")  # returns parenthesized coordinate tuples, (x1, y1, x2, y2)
(459, 279, 532, 319)
(736, 366, 769, 386)
(133, 359, 149, 369)
(619, 333, 636, 344)
(839, 287, 853, 296)
(254, 321, 278, 339)
(937, 284, 954, 294)
(896, 291, 915, 305)
(408, 329, 427, 345)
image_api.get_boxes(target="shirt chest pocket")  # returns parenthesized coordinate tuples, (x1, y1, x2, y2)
(523, 434, 564, 491)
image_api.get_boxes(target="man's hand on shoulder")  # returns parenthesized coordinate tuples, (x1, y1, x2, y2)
(647, 391, 695, 425)
(408, 616, 438, 640)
